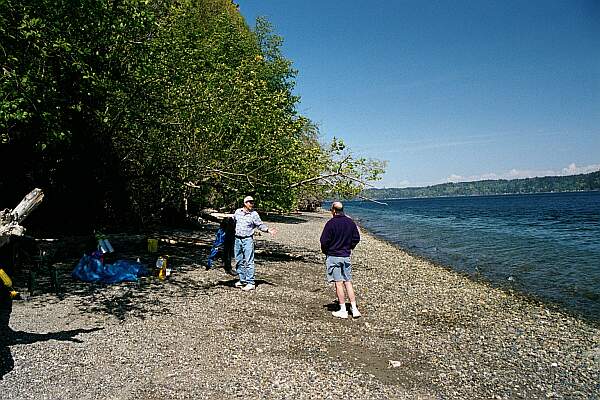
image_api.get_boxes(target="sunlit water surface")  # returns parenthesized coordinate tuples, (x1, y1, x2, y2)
(343, 192, 600, 320)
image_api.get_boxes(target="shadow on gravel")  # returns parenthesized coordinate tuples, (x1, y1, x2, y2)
(261, 214, 309, 224)
(0, 327, 102, 380)
(323, 301, 339, 312)
(256, 241, 321, 264)
(7, 229, 215, 321)
(323, 301, 360, 317)
(8, 227, 314, 322)
(211, 278, 275, 289)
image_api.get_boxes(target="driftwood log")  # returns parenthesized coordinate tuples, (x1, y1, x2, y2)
(197, 209, 233, 223)
(0, 188, 44, 249)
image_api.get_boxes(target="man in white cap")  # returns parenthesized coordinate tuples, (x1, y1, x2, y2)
(232, 196, 277, 291)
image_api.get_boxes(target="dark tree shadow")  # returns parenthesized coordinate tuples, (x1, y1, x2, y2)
(0, 222, 322, 380)
(260, 214, 309, 224)
(254, 240, 321, 264)
(6, 227, 319, 323)
(0, 326, 103, 380)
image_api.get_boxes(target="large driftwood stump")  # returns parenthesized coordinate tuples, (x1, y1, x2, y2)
(0, 188, 44, 248)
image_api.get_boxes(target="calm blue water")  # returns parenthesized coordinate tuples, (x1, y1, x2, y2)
(344, 192, 600, 320)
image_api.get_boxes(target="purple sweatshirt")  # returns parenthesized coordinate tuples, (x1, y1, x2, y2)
(320, 214, 360, 257)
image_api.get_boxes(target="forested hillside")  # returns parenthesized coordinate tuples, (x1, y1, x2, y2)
(0, 0, 383, 230)
(364, 171, 600, 199)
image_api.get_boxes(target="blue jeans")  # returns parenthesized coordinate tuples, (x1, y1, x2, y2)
(234, 237, 255, 285)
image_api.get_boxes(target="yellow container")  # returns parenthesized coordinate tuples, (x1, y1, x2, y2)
(156, 256, 167, 280)
(147, 238, 158, 253)
(0, 268, 13, 288)
(0, 268, 18, 299)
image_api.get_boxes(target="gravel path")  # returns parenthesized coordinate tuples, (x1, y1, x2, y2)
(1, 211, 598, 399)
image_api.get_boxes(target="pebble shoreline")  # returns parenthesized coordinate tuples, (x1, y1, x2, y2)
(1, 211, 598, 399)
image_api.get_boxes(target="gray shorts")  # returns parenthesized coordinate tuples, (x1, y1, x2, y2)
(326, 256, 352, 282)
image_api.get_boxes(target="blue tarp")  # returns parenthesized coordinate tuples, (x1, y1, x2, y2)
(206, 228, 226, 268)
(72, 255, 149, 284)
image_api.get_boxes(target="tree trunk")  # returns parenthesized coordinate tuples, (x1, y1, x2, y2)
(0, 188, 44, 248)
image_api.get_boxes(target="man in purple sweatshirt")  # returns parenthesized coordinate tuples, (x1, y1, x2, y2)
(319, 201, 362, 319)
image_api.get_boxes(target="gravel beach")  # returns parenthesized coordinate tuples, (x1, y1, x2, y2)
(1, 211, 598, 399)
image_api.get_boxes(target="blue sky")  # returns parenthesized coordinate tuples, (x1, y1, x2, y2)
(239, 1, 600, 188)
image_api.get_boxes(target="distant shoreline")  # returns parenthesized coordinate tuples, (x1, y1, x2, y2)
(362, 170, 600, 200)
(356, 188, 600, 202)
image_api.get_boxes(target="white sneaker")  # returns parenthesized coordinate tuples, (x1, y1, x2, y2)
(332, 310, 348, 319)
(242, 284, 256, 291)
(234, 281, 244, 288)
(351, 309, 362, 318)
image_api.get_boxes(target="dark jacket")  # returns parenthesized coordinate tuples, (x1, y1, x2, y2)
(320, 214, 360, 257)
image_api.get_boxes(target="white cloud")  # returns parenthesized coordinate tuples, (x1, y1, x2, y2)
(561, 163, 600, 175)
(446, 163, 600, 184)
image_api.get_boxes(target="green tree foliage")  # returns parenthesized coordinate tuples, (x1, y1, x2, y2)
(0, 0, 150, 226)
(0, 0, 384, 229)
(364, 171, 600, 200)
(291, 136, 387, 205)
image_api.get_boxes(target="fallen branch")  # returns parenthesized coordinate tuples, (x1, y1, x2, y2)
(356, 195, 388, 206)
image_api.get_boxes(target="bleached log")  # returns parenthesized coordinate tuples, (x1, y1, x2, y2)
(0, 188, 44, 248)
(197, 209, 234, 223)
(11, 188, 44, 223)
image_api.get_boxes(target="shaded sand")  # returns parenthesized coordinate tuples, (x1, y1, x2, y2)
(0, 211, 598, 399)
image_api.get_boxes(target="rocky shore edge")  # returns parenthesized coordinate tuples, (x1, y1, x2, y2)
(1, 211, 598, 399)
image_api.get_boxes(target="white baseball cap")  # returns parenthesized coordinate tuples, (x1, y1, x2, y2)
(243, 196, 254, 203)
